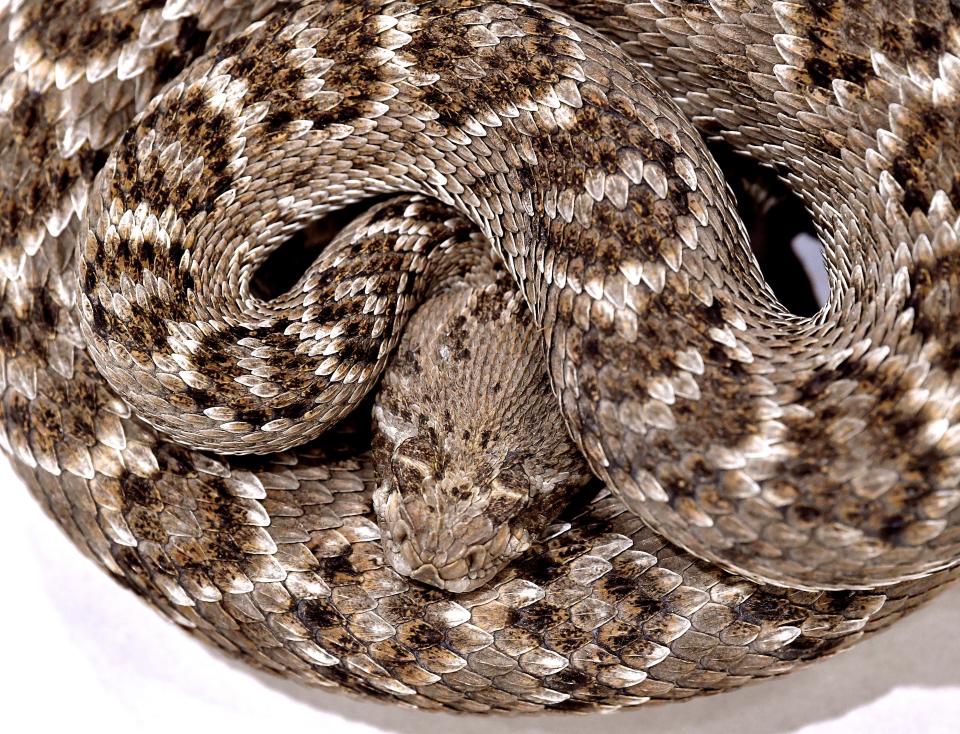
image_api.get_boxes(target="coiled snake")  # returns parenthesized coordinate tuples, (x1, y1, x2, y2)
(3, 0, 960, 713)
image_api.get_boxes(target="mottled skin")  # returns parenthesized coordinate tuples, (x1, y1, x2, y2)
(74, 0, 960, 590)
(2, 0, 960, 715)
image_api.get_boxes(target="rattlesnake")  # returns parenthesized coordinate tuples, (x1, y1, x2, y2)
(2, 0, 960, 713)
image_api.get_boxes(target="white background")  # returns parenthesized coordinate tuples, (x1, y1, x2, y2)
(2, 456, 958, 733)
(3, 237, 958, 731)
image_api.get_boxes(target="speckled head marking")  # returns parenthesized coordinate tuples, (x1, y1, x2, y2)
(373, 265, 593, 592)
(4, 0, 960, 713)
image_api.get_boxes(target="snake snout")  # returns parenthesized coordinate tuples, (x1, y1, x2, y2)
(374, 471, 531, 593)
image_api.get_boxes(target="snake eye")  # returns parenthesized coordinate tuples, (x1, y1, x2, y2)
(391, 453, 427, 489)
(391, 436, 435, 491)
(486, 464, 530, 522)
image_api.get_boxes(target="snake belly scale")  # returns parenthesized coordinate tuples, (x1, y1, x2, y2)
(1, 0, 959, 713)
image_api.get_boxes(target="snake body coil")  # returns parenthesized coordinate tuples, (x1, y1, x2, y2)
(2, 0, 960, 713)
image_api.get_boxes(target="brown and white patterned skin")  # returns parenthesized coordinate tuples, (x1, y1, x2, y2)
(2, 0, 960, 714)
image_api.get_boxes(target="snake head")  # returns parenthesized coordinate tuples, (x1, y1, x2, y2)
(371, 268, 593, 593)
(374, 434, 572, 593)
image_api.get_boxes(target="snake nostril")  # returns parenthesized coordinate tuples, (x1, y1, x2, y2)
(465, 547, 486, 574)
